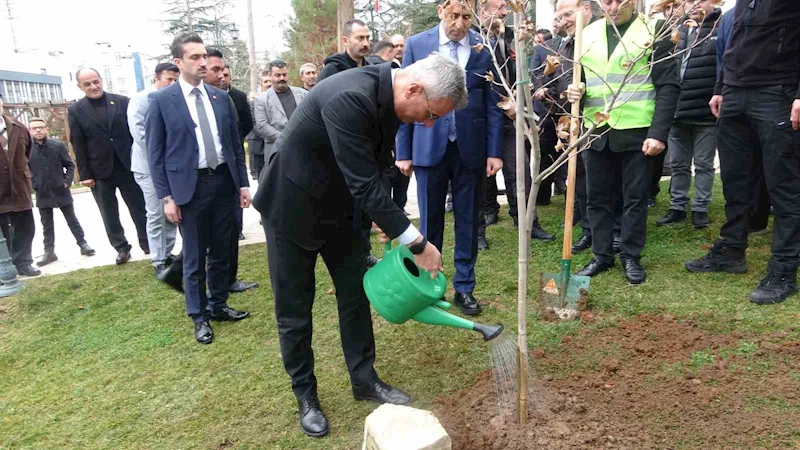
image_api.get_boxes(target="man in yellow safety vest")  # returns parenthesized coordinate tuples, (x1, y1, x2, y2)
(566, 0, 679, 284)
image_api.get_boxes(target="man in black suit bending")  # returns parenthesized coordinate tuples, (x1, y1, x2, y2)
(253, 54, 467, 438)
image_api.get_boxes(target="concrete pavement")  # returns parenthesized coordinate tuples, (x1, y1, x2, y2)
(22, 171, 514, 279)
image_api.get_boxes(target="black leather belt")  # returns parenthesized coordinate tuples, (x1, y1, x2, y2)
(198, 163, 227, 176)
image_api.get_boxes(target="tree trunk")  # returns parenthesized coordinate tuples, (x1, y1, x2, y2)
(186, 0, 193, 31)
(337, 0, 355, 53)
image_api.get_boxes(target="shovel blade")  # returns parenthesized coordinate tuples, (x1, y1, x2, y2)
(539, 272, 591, 320)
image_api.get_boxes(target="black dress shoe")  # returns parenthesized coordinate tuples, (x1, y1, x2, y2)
(477, 236, 488, 251)
(154, 264, 166, 276)
(79, 243, 95, 256)
(531, 222, 555, 242)
(571, 235, 592, 253)
(454, 292, 482, 316)
(575, 257, 614, 277)
(656, 209, 686, 227)
(17, 265, 41, 277)
(194, 321, 214, 344)
(485, 212, 499, 226)
(647, 197, 656, 208)
(209, 306, 250, 322)
(157, 261, 184, 293)
(621, 257, 646, 284)
(229, 280, 259, 293)
(37, 251, 58, 267)
(298, 397, 330, 437)
(613, 235, 621, 254)
(353, 379, 412, 405)
(692, 211, 709, 229)
(116, 250, 131, 265)
(238, 232, 246, 241)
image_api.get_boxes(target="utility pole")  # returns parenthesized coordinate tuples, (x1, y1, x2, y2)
(5, 0, 19, 53)
(185, 0, 194, 31)
(337, 0, 354, 53)
(246, 0, 258, 96)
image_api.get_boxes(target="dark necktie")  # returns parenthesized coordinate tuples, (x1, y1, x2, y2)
(192, 88, 219, 169)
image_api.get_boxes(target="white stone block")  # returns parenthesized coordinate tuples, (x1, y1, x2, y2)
(362, 404, 451, 450)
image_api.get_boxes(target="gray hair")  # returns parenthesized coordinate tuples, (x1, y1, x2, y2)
(299, 63, 317, 76)
(404, 53, 468, 110)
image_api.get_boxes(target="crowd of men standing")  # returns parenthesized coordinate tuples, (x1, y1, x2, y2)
(1, 0, 797, 438)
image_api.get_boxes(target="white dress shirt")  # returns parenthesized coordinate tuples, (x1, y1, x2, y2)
(390, 68, 421, 245)
(438, 24, 471, 69)
(178, 77, 225, 169)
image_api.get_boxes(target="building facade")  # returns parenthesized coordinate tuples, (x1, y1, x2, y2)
(0, 69, 64, 104)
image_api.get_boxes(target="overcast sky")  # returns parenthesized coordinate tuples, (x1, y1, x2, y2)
(4, 0, 293, 59)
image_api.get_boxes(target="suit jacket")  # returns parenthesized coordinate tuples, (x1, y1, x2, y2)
(145, 81, 249, 206)
(253, 64, 410, 251)
(29, 138, 74, 208)
(228, 87, 253, 141)
(253, 86, 307, 161)
(395, 25, 504, 169)
(0, 114, 33, 214)
(127, 85, 156, 175)
(68, 93, 134, 181)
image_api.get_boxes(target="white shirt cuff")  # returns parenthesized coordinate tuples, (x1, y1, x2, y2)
(396, 224, 421, 246)
(240, 187, 249, 191)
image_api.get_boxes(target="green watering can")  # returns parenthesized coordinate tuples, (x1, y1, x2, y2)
(363, 242, 504, 341)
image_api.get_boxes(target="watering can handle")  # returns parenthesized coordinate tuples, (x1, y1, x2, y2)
(385, 241, 392, 252)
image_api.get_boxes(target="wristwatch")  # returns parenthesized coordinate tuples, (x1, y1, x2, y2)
(407, 236, 428, 255)
(161, 195, 173, 205)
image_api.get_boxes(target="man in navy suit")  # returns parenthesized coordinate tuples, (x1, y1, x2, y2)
(395, 0, 504, 316)
(146, 33, 251, 344)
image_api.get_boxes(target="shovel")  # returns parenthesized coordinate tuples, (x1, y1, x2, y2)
(539, 11, 590, 320)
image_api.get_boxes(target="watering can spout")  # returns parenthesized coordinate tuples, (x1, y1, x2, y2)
(411, 304, 504, 341)
(472, 322, 504, 341)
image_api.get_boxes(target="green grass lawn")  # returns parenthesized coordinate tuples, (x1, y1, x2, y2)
(1, 179, 798, 449)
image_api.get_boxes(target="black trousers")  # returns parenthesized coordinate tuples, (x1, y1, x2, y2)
(0, 209, 35, 269)
(382, 166, 410, 210)
(179, 165, 236, 323)
(485, 127, 532, 219)
(40, 204, 86, 251)
(265, 224, 377, 400)
(229, 204, 243, 285)
(574, 152, 623, 239)
(249, 153, 265, 179)
(748, 149, 771, 231)
(91, 162, 148, 253)
(649, 149, 668, 200)
(718, 85, 800, 271)
(584, 147, 650, 262)
(537, 118, 560, 205)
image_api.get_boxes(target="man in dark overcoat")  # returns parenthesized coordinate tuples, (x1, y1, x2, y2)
(28, 118, 95, 266)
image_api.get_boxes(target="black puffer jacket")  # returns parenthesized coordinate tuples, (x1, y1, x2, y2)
(674, 9, 721, 124)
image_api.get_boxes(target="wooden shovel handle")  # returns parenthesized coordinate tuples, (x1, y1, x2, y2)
(562, 11, 585, 261)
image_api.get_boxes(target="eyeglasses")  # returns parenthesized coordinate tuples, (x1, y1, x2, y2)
(422, 87, 440, 120)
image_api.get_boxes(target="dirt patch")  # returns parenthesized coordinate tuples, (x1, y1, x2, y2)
(433, 314, 800, 450)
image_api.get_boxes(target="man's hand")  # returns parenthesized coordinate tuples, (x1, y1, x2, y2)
(566, 83, 585, 103)
(410, 237, 444, 279)
(504, 108, 517, 121)
(240, 189, 252, 208)
(709, 95, 723, 119)
(80, 179, 95, 189)
(64, 183, 69, 189)
(486, 157, 503, 177)
(396, 160, 413, 177)
(164, 200, 182, 224)
(642, 138, 666, 156)
(533, 87, 547, 101)
(792, 99, 800, 130)
(375, 226, 389, 244)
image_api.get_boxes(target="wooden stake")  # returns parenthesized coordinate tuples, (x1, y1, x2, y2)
(512, 7, 529, 425)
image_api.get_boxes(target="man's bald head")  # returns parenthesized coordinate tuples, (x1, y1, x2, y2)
(555, 0, 593, 37)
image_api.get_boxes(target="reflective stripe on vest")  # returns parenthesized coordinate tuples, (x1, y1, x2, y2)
(581, 15, 656, 130)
